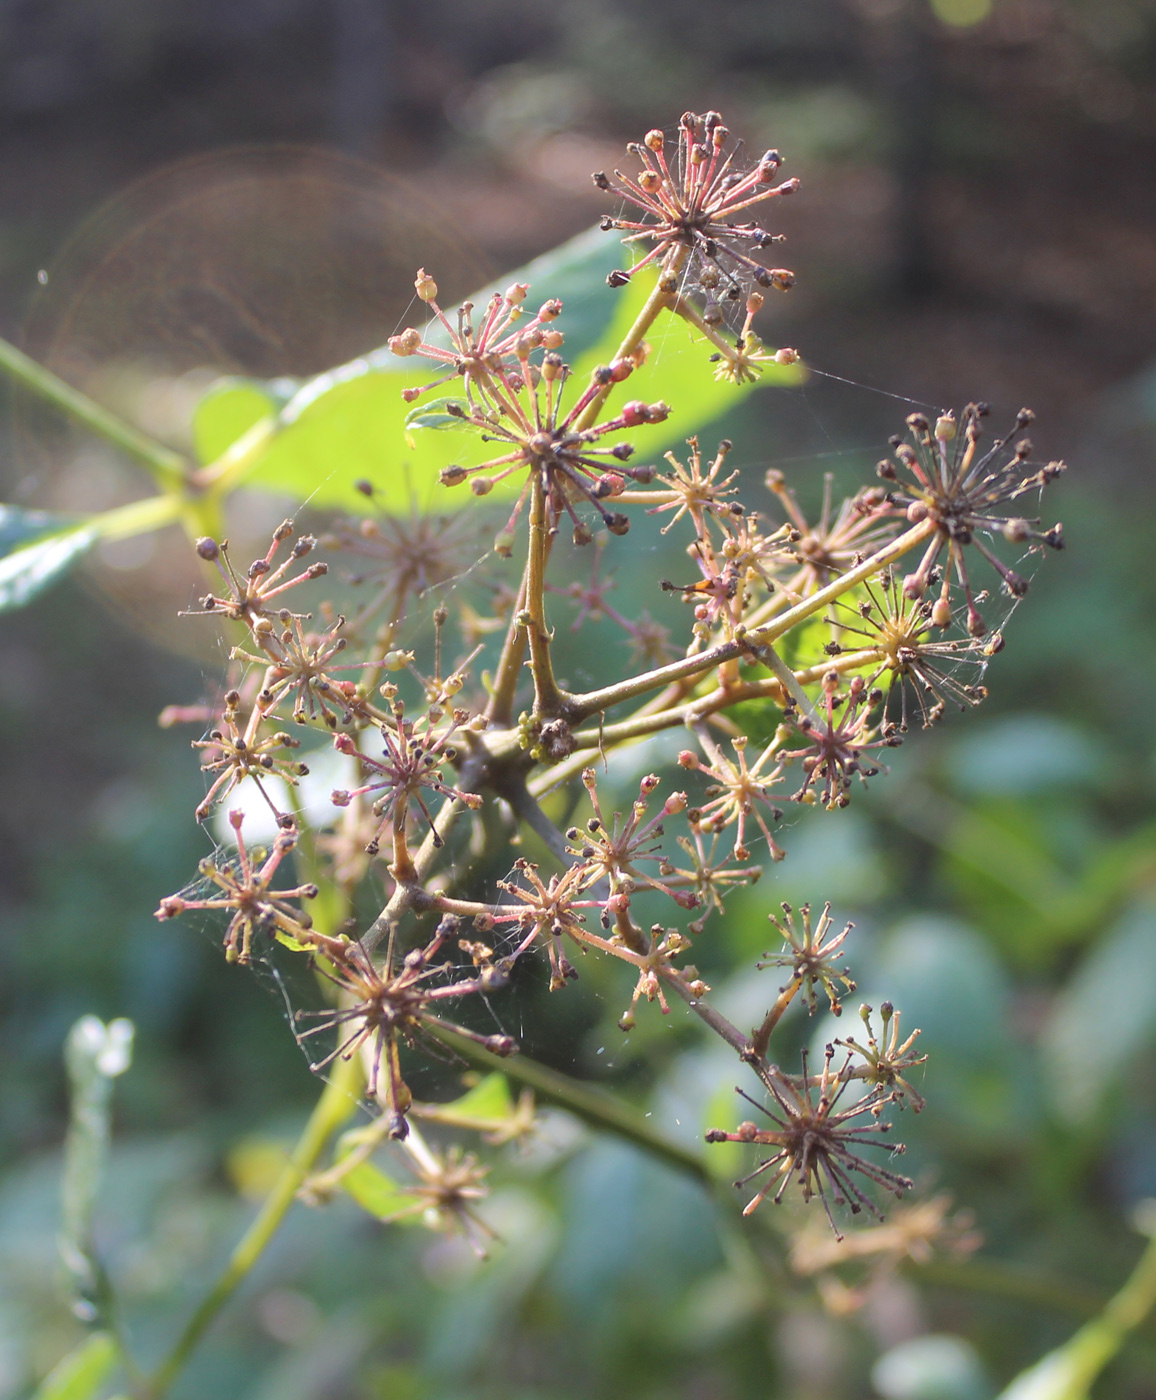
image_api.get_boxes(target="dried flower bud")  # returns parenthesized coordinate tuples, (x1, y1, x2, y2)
(390, 328, 422, 356)
(414, 268, 438, 302)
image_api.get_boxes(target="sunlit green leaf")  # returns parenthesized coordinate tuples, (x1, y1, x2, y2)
(439, 1072, 513, 1123)
(188, 226, 803, 514)
(31, 1331, 118, 1400)
(404, 397, 469, 433)
(192, 378, 281, 466)
(341, 1160, 424, 1220)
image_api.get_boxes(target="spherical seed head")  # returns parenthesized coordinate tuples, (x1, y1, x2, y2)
(644, 128, 664, 151)
(195, 537, 219, 560)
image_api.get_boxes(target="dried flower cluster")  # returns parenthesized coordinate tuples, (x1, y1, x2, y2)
(156, 111, 1065, 1258)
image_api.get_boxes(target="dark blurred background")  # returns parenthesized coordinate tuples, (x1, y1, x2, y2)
(3, 2, 1156, 1398)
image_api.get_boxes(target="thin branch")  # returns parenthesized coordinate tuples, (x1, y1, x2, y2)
(0, 336, 187, 491)
(145, 1054, 362, 1399)
(525, 477, 567, 718)
(567, 520, 935, 722)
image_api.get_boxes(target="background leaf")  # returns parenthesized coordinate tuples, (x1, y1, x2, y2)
(0, 518, 98, 612)
(1040, 899, 1156, 1127)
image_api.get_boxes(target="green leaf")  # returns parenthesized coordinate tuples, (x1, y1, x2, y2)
(192, 378, 282, 466)
(404, 397, 469, 433)
(0, 503, 78, 554)
(31, 1331, 118, 1400)
(341, 1160, 424, 1220)
(440, 1072, 514, 1123)
(0, 508, 98, 611)
(188, 225, 804, 514)
(1040, 899, 1156, 1127)
(449, 1072, 513, 1120)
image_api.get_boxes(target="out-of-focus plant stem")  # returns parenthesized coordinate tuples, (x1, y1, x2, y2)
(0, 336, 187, 491)
(144, 1052, 362, 1400)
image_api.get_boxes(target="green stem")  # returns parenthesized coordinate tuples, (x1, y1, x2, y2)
(571, 260, 685, 432)
(92, 493, 184, 542)
(0, 337, 187, 491)
(361, 784, 473, 957)
(145, 1053, 362, 1399)
(431, 1027, 711, 1188)
(485, 574, 529, 728)
(918, 1257, 1111, 1320)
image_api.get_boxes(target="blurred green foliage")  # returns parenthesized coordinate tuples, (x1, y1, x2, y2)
(4, 1, 1156, 1396)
